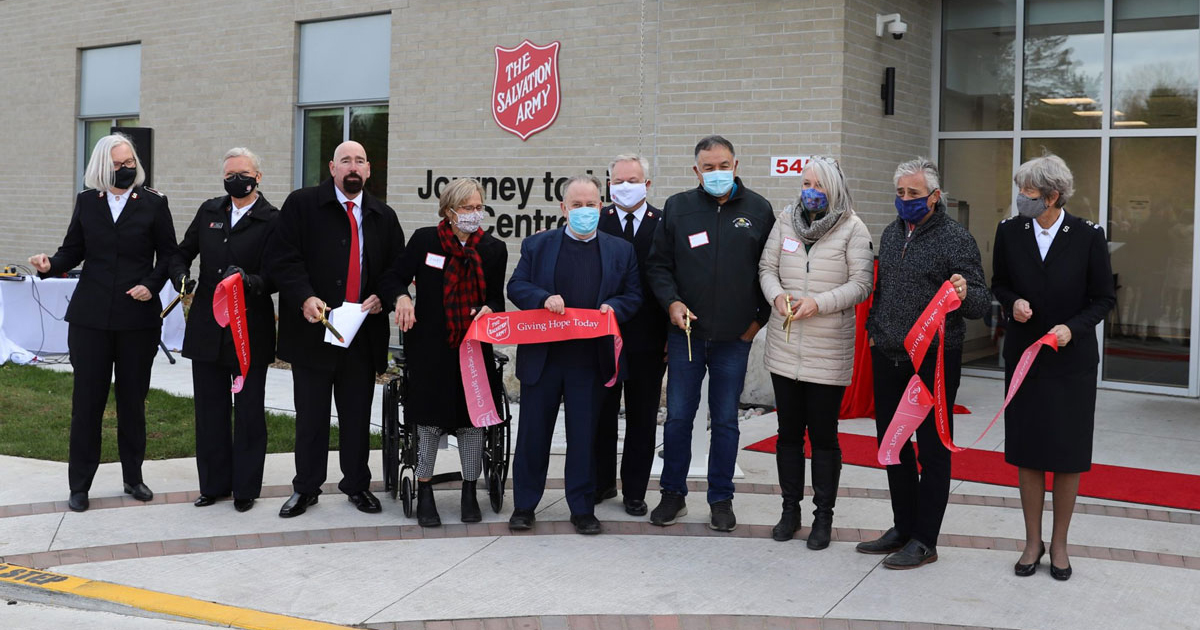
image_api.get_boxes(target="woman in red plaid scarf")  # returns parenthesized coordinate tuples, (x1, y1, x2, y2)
(390, 178, 508, 527)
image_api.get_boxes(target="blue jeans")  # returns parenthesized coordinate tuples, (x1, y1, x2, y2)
(659, 330, 752, 504)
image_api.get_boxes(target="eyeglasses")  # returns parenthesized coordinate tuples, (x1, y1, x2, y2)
(456, 205, 485, 214)
(224, 172, 256, 181)
(112, 159, 137, 169)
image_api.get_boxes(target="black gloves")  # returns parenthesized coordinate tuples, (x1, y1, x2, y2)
(222, 265, 263, 296)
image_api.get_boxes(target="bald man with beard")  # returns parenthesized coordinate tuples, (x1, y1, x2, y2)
(266, 141, 406, 518)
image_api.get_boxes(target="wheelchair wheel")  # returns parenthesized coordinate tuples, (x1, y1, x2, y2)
(382, 379, 402, 499)
(400, 470, 415, 518)
(485, 423, 510, 513)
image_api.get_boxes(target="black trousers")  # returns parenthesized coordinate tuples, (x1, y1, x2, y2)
(770, 374, 844, 452)
(290, 334, 375, 496)
(871, 346, 961, 548)
(192, 360, 268, 500)
(593, 349, 665, 501)
(67, 324, 159, 493)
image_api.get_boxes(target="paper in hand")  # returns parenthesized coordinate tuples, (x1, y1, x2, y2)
(324, 302, 369, 348)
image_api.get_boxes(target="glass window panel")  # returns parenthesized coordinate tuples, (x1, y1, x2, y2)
(350, 106, 388, 202)
(1023, 0, 1104, 130)
(1104, 137, 1194, 387)
(939, 139, 1014, 371)
(298, 15, 391, 104)
(79, 45, 140, 116)
(1020, 138, 1101, 223)
(302, 107, 344, 188)
(940, 0, 1016, 131)
(82, 117, 139, 185)
(1112, 1, 1198, 128)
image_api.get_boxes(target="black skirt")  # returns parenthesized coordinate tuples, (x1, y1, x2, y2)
(1003, 368, 1096, 473)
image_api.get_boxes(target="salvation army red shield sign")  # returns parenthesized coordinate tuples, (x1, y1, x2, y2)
(492, 40, 561, 141)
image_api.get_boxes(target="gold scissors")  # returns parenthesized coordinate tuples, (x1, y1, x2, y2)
(317, 303, 344, 343)
(684, 308, 694, 362)
(783, 295, 795, 343)
(160, 274, 197, 319)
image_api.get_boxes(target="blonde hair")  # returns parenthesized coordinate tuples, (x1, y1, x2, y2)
(795, 156, 853, 215)
(84, 133, 145, 191)
(438, 178, 486, 219)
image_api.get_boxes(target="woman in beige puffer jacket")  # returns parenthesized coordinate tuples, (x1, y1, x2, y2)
(758, 156, 873, 548)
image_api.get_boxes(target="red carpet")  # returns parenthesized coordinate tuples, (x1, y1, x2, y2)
(744, 433, 1200, 511)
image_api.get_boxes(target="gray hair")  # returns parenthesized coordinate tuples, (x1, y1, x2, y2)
(893, 157, 941, 193)
(794, 156, 854, 215)
(84, 133, 144, 191)
(222, 147, 262, 174)
(1014, 153, 1074, 208)
(609, 153, 651, 180)
(563, 174, 603, 201)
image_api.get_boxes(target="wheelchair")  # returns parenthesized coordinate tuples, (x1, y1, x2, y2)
(381, 343, 512, 517)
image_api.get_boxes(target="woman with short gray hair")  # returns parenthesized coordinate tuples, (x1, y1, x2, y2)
(27, 133, 178, 512)
(992, 153, 1115, 580)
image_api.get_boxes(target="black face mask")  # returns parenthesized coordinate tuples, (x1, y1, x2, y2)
(342, 174, 364, 196)
(224, 174, 258, 199)
(113, 166, 137, 189)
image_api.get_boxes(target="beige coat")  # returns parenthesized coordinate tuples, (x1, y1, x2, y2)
(758, 206, 874, 386)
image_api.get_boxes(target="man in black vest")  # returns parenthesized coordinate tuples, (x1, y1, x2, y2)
(593, 154, 668, 516)
(266, 141, 405, 518)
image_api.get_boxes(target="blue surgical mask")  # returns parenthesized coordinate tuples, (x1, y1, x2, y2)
(568, 205, 600, 235)
(800, 187, 829, 212)
(701, 169, 735, 197)
(895, 195, 932, 223)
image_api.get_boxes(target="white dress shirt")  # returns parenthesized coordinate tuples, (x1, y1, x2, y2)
(230, 195, 255, 228)
(618, 204, 648, 236)
(334, 187, 366, 271)
(1035, 209, 1065, 261)
(107, 189, 131, 223)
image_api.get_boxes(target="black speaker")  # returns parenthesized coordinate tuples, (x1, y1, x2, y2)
(114, 126, 153, 188)
(881, 67, 896, 116)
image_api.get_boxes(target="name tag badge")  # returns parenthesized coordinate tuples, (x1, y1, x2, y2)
(208, 222, 224, 229)
(425, 253, 446, 269)
(688, 231, 710, 248)
(782, 237, 800, 253)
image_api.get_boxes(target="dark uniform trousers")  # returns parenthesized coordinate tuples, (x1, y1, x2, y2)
(594, 349, 665, 501)
(871, 345, 962, 548)
(192, 361, 269, 500)
(67, 324, 159, 493)
(290, 331, 375, 496)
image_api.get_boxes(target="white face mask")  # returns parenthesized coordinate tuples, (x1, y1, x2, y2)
(610, 182, 647, 209)
(453, 210, 484, 233)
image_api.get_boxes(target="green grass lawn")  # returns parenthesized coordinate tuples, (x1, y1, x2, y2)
(0, 364, 380, 462)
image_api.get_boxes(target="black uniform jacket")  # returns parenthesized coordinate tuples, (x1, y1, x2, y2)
(266, 179, 405, 374)
(170, 194, 279, 366)
(41, 186, 177, 331)
(384, 225, 507, 429)
(644, 178, 775, 341)
(599, 203, 668, 354)
(991, 211, 1116, 373)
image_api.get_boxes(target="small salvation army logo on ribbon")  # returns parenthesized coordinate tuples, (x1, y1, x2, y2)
(492, 40, 561, 140)
(486, 316, 511, 342)
(906, 381, 924, 405)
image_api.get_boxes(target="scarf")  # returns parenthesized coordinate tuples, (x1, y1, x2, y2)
(789, 203, 845, 246)
(437, 219, 486, 347)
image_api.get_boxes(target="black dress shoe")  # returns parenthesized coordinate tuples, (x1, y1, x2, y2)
(68, 492, 89, 513)
(347, 490, 382, 514)
(124, 482, 154, 502)
(1050, 563, 1072, 581)
(883, 539, 938, 570)
(508, 508, 536, 530)
(233, 498, 255, 512)
(279, 492, 318, 518)
(571, 513, 602, 535)
(593, 487, 618, 504)
(194, 493, 230, 507)
(1014, 542, 1046, 577)
(623, 497, 648, 516)
(855, 527, 908, 555)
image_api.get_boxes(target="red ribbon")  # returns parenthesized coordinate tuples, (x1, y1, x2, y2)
(458, 307, 623, 428)
(212, 274, 251, 394)
(877, 281, 1059, 464)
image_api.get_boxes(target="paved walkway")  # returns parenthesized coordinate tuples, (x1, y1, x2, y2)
(1, 355, 1198, 629)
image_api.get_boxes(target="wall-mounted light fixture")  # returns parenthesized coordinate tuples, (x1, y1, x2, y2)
(881, 67, 896, 115)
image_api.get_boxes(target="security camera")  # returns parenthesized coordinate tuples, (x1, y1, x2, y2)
(876, 13, 907, 40)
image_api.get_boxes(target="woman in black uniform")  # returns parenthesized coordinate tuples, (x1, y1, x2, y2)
(170, 148, 278, 513)
(992, 153, 1115, 580)
(28, 133, 178, 512)
(388, 178, 507, 527)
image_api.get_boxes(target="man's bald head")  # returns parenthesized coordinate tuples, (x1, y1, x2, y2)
(329, 141, 371, 196)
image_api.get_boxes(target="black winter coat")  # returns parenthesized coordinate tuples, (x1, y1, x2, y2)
(41, 186, 178, 331)
(599, 203, 668, 354)
(170, 194, 278, 367)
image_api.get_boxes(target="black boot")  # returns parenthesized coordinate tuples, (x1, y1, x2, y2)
(417, 481, 441, 528)
(807, 448, 841, 550)
(771, 443, 805, 541)
(460, 480, 482, 523)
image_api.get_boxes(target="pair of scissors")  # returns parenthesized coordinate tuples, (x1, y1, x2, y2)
(783, 295, 796, 343)
(317, 304, 344, 343)
(160, 274, 197, 319)
(684, 308, 694, 361)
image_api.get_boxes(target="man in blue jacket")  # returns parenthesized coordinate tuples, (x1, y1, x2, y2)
(507, 174, 642, 535)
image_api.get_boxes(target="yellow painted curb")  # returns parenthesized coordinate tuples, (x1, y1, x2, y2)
(0, 562, 354, 630)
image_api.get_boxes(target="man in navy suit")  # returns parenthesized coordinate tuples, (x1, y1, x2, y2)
(593, 154, 668, 516)
(507, 174, 642, 535)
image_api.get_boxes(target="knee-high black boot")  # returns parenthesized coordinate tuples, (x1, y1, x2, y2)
(807, 448, 841, 550)
(417, 481, 441, 528)
(772, 443, 806, 541)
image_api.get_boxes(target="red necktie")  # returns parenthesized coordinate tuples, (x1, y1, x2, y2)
(345, 201, 360, 303)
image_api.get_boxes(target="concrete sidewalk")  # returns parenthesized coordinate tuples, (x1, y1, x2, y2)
(0, 355, 1197, 629)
